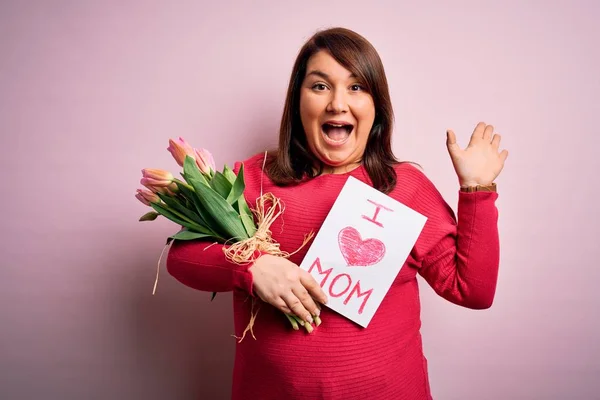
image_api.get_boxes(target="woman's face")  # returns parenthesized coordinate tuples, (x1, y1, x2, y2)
(299, 51, 376, 174)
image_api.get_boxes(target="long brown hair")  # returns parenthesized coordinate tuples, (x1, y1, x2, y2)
(266, 27, 399, 193)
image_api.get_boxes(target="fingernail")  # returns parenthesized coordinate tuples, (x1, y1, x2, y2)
(314, 309, 320, 317)
(306, 315, 313, 324)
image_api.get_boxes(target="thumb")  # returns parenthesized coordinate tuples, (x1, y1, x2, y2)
(446, 129, 461, 155)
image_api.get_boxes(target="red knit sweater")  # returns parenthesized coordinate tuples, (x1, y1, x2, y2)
(166, 153, 500, 400)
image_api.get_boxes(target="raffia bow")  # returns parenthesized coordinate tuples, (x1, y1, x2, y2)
(223, 192, 314, 342)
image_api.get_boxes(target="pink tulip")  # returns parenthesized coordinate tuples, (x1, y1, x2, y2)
(135, 189, 160, 206)
(167, 137, 196, 167)
(194, 148, 216, 175)
(141, 168, 174, 187)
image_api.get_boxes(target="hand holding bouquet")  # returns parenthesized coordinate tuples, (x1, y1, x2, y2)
(135, 137, 318, 339)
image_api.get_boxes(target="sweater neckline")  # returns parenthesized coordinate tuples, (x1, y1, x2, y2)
(302, 163, 366, 182)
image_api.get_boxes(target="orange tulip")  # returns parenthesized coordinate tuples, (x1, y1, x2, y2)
(141, 168, 174, 187)
(135, 189, 160, 206)
(167, 137, 195, 167)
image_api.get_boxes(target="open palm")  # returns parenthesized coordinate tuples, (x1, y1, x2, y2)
(446, 122, 509, 187)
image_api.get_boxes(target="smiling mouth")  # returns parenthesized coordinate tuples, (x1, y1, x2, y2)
(322, 123, 353, 145)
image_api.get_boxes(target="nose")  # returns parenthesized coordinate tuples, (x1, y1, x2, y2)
(326, 88, 348, 114)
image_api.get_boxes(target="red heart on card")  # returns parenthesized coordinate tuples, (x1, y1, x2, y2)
(338, 226, 386, 267)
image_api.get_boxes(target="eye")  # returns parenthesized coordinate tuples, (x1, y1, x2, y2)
(312, 83, 328, 91)
(350, 84, 365, 91)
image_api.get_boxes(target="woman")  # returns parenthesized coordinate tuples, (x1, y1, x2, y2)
(166, 27, 508, 400)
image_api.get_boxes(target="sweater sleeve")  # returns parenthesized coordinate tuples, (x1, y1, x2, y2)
(166, 240, 255, 294)
(165, 162, 255, 295)
(403, 165, 500, 309)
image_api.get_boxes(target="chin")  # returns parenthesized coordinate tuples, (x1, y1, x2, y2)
(317, 152, 355, 168)
(308, 134, 362, 169)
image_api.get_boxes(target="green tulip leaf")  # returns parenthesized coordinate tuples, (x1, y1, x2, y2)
(169, 229, 213, 241)
(155, 193, 213, 235)
(189, 177, 249, 241)
(226, 163, 246, 205)
(183, 156, 209, 186)
(150, 202, 200, 232)
(173, 182, 202, 213)
(222, 165, 236, 184)
(237, 195, 257, 237)
(174, 181, 216, 229)
(210, 171, 233, 199)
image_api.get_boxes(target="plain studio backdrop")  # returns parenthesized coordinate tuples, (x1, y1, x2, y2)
(1, 1, 598, 399)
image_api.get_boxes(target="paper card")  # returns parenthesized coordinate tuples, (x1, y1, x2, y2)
(299, 176, 427, 328)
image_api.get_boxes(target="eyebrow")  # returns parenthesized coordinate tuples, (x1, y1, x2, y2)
(306, 70, 357, 80)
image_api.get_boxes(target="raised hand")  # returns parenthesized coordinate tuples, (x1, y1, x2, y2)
(249, 254, 328, 324)
(446, 122, 509, 187)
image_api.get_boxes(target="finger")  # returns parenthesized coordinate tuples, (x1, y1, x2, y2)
(473, 121, 486, 137)
(483, 124, 494, 141)
(300, 270, 328, 304)
(271, 298, 293, 315)
(446, 130, 461, 154)
(254, 289, 290, 313)
(491, 133, 501, 149)
(500, 149, 509, 162)
(468, 122, 486, 146)
(292, 285, 321, 317)
(282, 292, 313, 323)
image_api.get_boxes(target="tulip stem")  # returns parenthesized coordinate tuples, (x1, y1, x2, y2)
(172, 178, 194, 191)
(162, 204, 207, 233)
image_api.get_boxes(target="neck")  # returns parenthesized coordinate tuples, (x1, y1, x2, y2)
(320, 162, 361, 175)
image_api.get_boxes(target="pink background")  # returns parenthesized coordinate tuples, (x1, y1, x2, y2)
(1, 1, 598, 399)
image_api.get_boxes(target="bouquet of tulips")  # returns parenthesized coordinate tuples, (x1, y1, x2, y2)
(135, 137, 318, 340)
